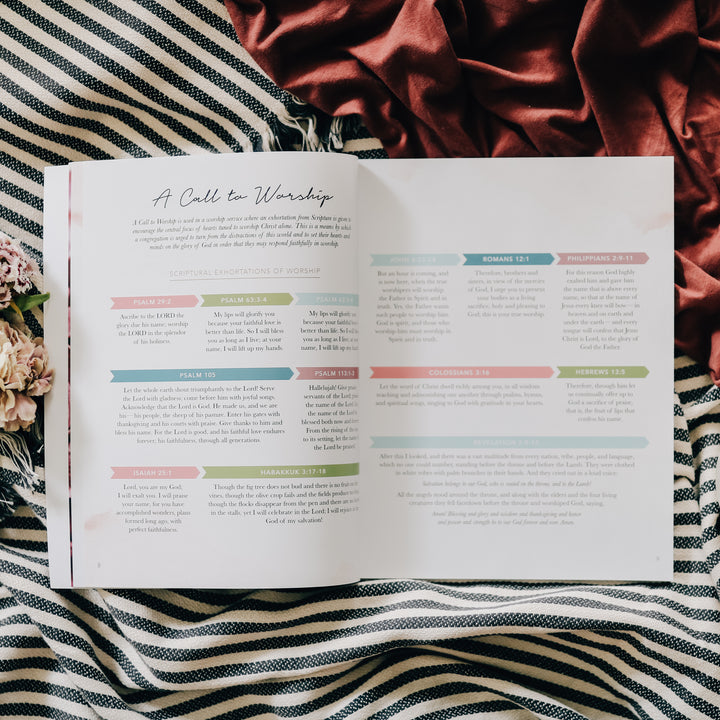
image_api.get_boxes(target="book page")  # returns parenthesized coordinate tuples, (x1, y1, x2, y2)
(47, 151, 361, 588)
(44, 166, 72, 588)
(358, 157, 674, 582)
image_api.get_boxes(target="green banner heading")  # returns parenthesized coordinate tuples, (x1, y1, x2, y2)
(204, 463, 360, 479)
(201, 293, 293, 307)
(557, 366, 649, 379)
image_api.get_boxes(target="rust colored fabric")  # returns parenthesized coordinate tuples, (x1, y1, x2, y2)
(225, 0, 720, 382)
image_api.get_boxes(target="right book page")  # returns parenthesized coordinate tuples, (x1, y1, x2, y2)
(357, 157, 674, 582)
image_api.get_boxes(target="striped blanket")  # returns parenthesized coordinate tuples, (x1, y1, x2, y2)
(1, 2, 719, 717)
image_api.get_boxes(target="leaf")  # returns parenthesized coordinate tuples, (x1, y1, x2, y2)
(14, 292, 50, 313)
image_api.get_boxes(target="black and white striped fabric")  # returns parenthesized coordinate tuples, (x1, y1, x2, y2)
(1, 2, 719, 718)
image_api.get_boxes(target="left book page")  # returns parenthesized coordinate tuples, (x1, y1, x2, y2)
(45, 152, 361, 588)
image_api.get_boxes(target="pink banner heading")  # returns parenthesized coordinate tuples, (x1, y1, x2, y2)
(296, 367, 359, 380)
(556, 252, 648, 265)
(111, 466, 200, 479)
(111, 295, 199, 309)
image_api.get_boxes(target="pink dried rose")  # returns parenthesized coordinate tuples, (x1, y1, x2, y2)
(0, 231, 53, 432)
(0, 325, 23, 391)
(0, 319, 53, 431)
(24, 339, 53, 397)
(0, 391, 37, 433)
(0, 231, 39, 310)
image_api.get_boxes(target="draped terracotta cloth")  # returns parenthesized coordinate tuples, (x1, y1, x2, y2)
(225, 0, 720, 383)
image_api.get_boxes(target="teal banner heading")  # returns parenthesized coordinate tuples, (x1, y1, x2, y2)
(295, 292, 359, 306)
(370, 253, 461, 266)
(111, 368, 294, 382)
(463, 253, 555, 266)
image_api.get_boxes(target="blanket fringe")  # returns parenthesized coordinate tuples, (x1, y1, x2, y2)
(270, 98, 358, 152)
(0, 430, 39, 518)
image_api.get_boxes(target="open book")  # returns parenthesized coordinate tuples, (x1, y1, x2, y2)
(44, 152, 674, 588)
